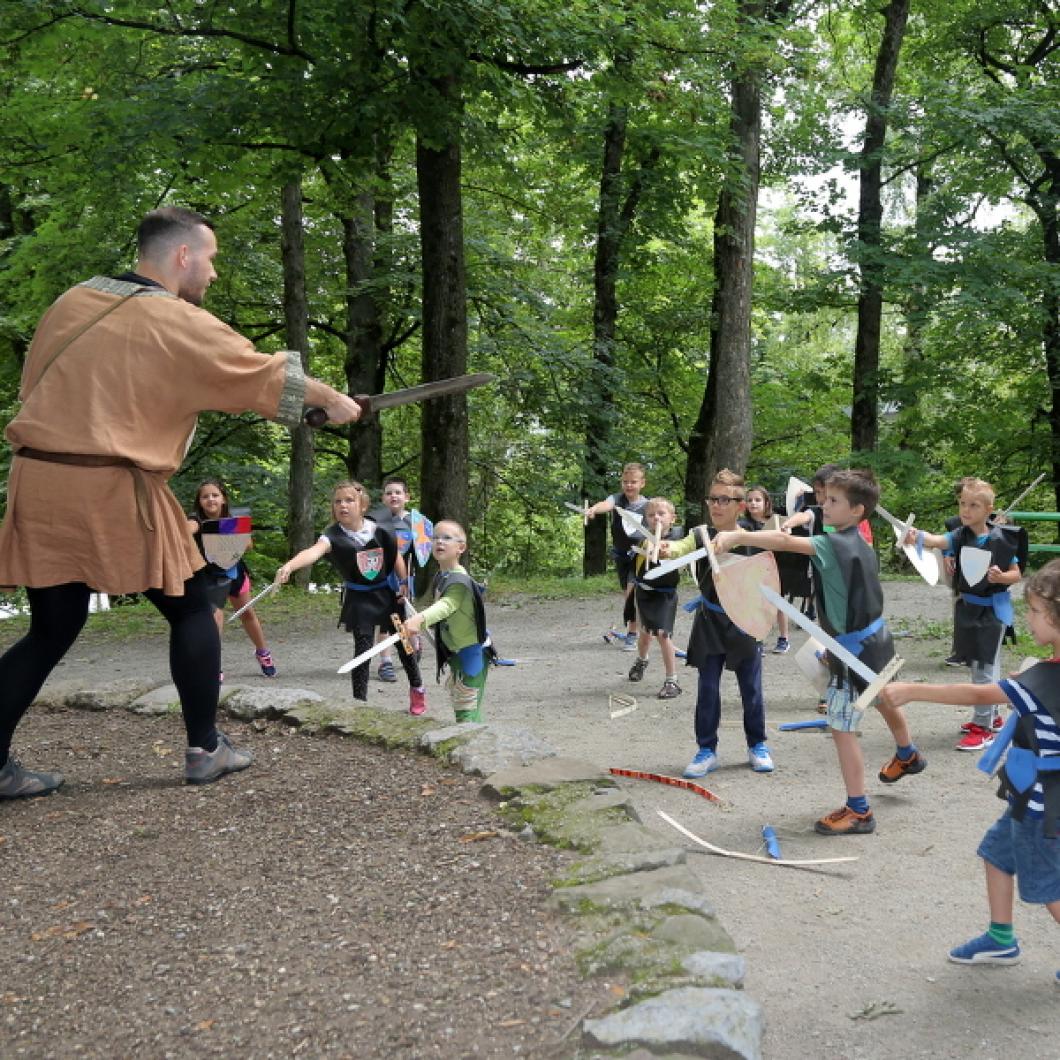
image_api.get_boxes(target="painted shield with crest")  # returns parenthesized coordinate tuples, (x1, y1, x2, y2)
(409, 511, 434, 568)
(357, 548, 384, 581)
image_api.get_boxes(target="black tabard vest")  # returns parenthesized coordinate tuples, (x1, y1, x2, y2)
(431, 569, 493, 678)
(951, 525, 1017, 597)
(323, 523, 396, 586)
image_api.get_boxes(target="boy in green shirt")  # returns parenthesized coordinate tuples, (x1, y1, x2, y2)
(714, 468, 925, 835)
(403, 520, 490, 723)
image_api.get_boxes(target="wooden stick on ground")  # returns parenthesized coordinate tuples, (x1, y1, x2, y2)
(657, 810, 859, 870)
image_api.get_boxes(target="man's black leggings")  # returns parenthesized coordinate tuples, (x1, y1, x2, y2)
(0, 574, 221, 766)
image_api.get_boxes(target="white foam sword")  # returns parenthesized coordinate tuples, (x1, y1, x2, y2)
(564, 500, 590, 525)
(874, 505, 940, 587)
(759, 584, 904, 708)
(643, 532, 718, 582)
(227, 579, 281, 623)
(338, 612, 413, 674)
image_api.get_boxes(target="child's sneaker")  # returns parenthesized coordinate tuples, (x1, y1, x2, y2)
(747, 742, 774, 772)
(602, 628, 618, 645)
(948, 932, 1021, 965)
(682, 748, 718, 778)
(961, 715, 1004, 734)
(944, 653, 967, 668)
(657, 678, 682, 699)
(771, 637, 790, 654)
(814, 806, 876, 835)
(409, 687, 427, 716)
(956, 724, 995, 752)
(621, 632, 638, 652)
(255, 647, 277, 677)
(377, 658, 398, 683)
(878, 750, 927, 784)
(628, 658, 649, 682)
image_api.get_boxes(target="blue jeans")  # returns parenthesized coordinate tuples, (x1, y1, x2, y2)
(694, 649, 766, 752)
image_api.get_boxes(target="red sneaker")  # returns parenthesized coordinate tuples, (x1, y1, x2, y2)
(960, 715, 1004, 734)
(956, 724, 995, 752)
(409, 687, 427, 716)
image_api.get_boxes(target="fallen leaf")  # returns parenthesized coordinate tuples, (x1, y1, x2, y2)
(459, 830, 498, 843)
(441, 940, 459, 949)
(102, 777, 125, 786)
(0, 837, 6, 847)
(497, 1019, 525, 1028)
(1, 993, 27, 1005)
(134, 895, 154, 906)
(152, 744, 174, 758)
(609, 984, 626, 998)
(194, 1019, 215, 1032)
(420, 785, 437, 797)
(849, 1000, 902, 1021)
(31, 921, 94, 942)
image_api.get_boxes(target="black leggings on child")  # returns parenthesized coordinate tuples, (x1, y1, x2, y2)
(349, 618, 422, 701)
(0, 574, 221, 765)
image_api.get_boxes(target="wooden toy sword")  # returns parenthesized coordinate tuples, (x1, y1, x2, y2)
(304, 372, 495, 428)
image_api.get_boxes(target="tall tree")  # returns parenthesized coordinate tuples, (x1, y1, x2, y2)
(685, 0, 791, 525)
(280, 178, 316, 585)
(850, 0, 911, 455)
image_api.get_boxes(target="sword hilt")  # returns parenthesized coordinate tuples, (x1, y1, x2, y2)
(303, 395, 372, 428)
(392, 613, 412, 655)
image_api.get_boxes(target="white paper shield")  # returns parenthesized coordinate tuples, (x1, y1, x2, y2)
(785, 477, 812, 518)
(795, 636, 830, 695)
(202, 533, 251, 570)
(960, 546, 992, 588)
(713, 551, 780, 641)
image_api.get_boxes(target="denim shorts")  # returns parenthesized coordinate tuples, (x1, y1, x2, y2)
(825, 673, 864, 733)
(977, 810, 1060, 905)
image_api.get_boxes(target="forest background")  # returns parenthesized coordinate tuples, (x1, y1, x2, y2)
(0, 0, 1057, 589)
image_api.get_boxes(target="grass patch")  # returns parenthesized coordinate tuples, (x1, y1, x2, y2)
(487, 573, 617, 600)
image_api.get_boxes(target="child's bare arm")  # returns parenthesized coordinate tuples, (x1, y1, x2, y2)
(987, 563, 1021, 586)
(878, 680, 1005, 710)
(276, 539, 330, 584)
(586, 497, 616, 519)
(780, 510, 812, 531)
(714, 529, 815, 556)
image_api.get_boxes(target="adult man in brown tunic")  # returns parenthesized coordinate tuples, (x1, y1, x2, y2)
(0, 207, 361, 797)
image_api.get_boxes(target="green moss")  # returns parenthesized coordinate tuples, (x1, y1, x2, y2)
(323, 704, 436, 748)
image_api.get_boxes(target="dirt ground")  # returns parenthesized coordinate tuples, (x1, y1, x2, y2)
(5, 578, 1060, 1058)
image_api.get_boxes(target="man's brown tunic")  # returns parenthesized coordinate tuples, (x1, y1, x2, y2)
(0, 277, 305, 595)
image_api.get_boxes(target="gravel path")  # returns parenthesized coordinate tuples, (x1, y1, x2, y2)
(5, 578, 1060, 1058)
(0, 711, 616, 1058)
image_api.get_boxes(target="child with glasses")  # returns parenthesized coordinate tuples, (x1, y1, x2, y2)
(659, 470, 774, 778)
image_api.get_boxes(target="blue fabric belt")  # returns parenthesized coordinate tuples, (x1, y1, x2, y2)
(684, 594, 724, 615)
(962, 589, 1015, 628)
(343, 580, 385, 592)
(833, 616, 885, 657)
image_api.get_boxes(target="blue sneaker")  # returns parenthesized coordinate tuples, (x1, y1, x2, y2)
(748, 742, 774, 772)
(948, 932, 1021, 965)
(621, 632, 638, 652)
(683, 748, 718, 778)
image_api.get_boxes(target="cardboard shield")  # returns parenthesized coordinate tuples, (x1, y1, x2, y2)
(794, 636, 830, 695)
(960, 546, 992, 588)
(409, 511, 433, 568)
(785, 477, 812, 518)
(893, 519, 940, 587)
(201, 533, 251, 570)
(713, 551, 780, 641)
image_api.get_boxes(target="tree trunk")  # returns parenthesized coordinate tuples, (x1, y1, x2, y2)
(416, 75, 469, 528)
(850, 0, 910, 456)
(583, 102, 628, 575)
(684, 34, 761, 527)
(341, 190, 386, 488)
(280, 180, 315, 588)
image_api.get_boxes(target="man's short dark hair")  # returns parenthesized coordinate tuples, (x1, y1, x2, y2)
(137, 207, 214, 258)
(812, 462, 841, 487)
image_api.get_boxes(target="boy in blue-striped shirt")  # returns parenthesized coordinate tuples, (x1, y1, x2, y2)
(881, 560, 1060, 984)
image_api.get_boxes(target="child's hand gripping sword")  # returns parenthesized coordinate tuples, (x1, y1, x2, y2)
(759, 584, 904, 710)
(874, 505, 940, 587)
(564, 500, 590, 525)
(337, 613, 413, 674)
